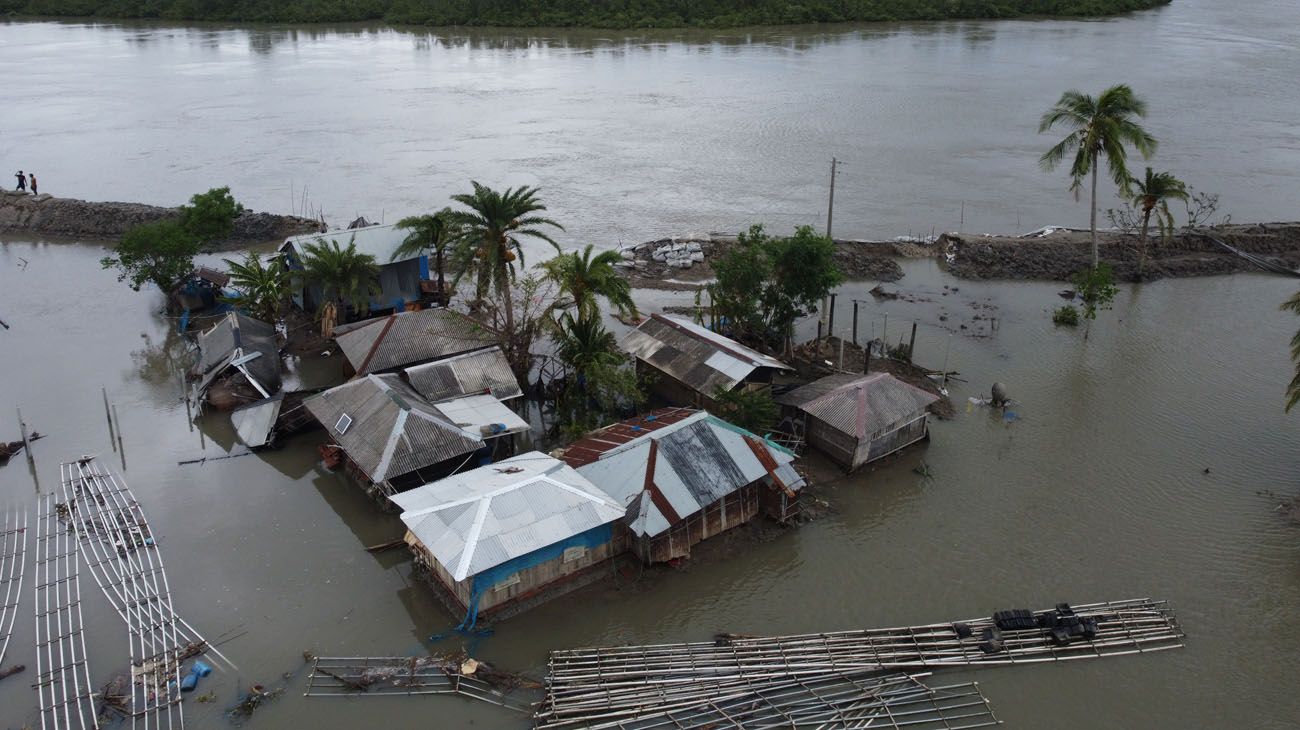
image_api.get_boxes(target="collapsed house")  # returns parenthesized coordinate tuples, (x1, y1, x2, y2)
(280, 223, 439, 315)
(776, 373, 940, 471)
(191, 312, 282, 409)
(392, 452, 626, 623)
(333, 307, 497, 377)
(557, 408, 803, 564)
(229, 388, 324, 449)
(303, 374, 527, 495)
(620, 314, 793, 407)
(174, 266, 230, 312)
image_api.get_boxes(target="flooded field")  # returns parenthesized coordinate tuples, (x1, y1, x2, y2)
(2, 237, 1299, 728)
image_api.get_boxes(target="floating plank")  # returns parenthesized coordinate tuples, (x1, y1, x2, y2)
(305, 655, 536, 713)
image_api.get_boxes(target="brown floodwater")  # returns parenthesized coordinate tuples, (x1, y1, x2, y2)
(3, 0, 1300, 726)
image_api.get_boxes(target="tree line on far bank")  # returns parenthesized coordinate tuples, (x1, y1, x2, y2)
(2, 0, 1171, 28)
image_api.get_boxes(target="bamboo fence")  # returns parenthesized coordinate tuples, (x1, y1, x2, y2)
(33, 494, 98, 730)
(1, 507, 28, 670)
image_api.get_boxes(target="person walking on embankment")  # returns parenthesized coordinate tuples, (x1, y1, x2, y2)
(14, 170, 25, 191)
(29, 173, 37, 195)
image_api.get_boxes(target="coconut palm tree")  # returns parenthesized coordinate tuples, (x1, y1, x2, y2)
(393, 209, 457, 306)
(299, 236, 380, 337)
(447, 182, 563, 336)
(1131, 167, 1188, 273)
(222, 252, 289, 322)
(542, 244, 638, 323)
(1039, 84, 1158, 268)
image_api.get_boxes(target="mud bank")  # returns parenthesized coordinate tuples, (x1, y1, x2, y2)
(617, 233, 905, 290)
(0, 189, 323, 246)
(941, 223, 1300, 281)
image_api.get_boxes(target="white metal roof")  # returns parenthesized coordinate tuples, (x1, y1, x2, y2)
(431, 394, 530, 439)
(281, 223, 415, 264)
(575, 411, 804, 538)
(392, 453, 624, 581)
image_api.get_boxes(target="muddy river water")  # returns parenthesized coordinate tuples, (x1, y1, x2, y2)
(3, 0, 1300, 727)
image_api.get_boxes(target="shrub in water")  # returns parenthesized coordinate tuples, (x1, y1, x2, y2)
(1053, 305, 1080, 327)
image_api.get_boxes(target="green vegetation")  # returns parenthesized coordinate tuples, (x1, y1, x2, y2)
(710, 223, 842, 352)
(543, 244, 638, 323)
(1130, 167, 1188, 272)
(1072, 263, 1118, 336)
(297, 235, 381, 336)
(222, 252, 290, 321)
(711, 387, 778, 434)
(393, 208, 456, 306)
(0, 0, 1172, 28)
(101, 186, 241, 295)
(1051, 304, 1079, 327)
(1039, 84, 1157, 269)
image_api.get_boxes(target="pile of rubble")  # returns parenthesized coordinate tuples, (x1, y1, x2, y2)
(618, 234, 720, 271)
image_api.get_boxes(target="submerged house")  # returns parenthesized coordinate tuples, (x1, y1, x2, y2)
(776, 373, 940, 471)
(558, 408, 804, 564)
(174, 266, 230, 312)
(191, 312, 282, 408)
(280, 223, 435, 315)
(303, 374, 500, 495)
(404, 346, 522, 403)
(333, 307, 497, 377)
(392, 452, 625, 623)
(621, 314, 793, 407)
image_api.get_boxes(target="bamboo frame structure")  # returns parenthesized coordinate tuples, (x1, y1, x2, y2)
(33, 494, 98, 730)
(1, 507, 29, 670)
(60, 458, 235, 729)
(537, 598, 1182, 727)
(304, 655, 536, 713)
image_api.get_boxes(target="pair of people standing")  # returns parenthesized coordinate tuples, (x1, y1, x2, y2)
(14, 170, 37, 194)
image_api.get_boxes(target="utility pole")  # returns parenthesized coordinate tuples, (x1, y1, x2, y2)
(826, 157, 839, 240)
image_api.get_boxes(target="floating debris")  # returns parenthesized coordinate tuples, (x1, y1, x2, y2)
(305, 654, 538, 712)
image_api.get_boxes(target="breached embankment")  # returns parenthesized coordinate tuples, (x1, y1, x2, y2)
(0, 189, 323, 246)
(941, 223, 1300, 281)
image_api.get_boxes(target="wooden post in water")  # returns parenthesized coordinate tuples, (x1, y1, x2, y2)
(863, 344, 871, 374)
(852, 301, 859, 345)
(908, 322, 918, 363)
(838, 337, 845, 370)
(17, 408, 32, 465)
(827, 293, 836, 341)
(102, 386, 115, 444)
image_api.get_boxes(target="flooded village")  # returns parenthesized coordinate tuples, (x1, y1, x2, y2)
(5, 4, 1300, 729)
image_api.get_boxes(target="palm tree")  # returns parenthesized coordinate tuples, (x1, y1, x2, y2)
(1040, 84, 1158, 268)
(542, 244, 638, 323)
(1131, 167, 1188, 273)
(555, 312, 622, 374)
(222, 252, 289, 322)
(447, 182, 563, 336)
(393, 209, 457, 307)
(299, 236, 380, 337)
(1282, 290, 1300, 411)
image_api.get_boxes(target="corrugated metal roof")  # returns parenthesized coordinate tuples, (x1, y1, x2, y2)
(569, 410, 804, 538)
(432, 394, 530, 438)
(303, 374, 484, 482)
(230, 394, 283, 448)
(620, 314, 791, 396)
(334, 308, 497, 375)
(391, 452, 624, 581)
(193, 312, 282, 398)
(799, 373, 940, 439)
(280, 223, 415, 264)
(774, 373, 869, 407)
(404, 346, 522, 402)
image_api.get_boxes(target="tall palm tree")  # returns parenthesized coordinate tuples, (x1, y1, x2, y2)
(1040, 84, 1158, 268)
(542, 244, 638, 323)
(222, 252, 289, 322)
(393, 209, 457, 307)
(447, 182, 563, 336)
(554, 312, 622, 374)
(299, 236, 380, 337)
(1282, 290, 1300, 412)
(1131, 167, 1188, 273)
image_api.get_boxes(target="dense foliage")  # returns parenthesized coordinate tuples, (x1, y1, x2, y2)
(1, 0, 1173, 27)
(100, 186, 241, 294)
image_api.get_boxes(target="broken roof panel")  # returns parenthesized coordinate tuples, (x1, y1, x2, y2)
(404, 346, 522, 403)
(795, 373, 941, 439)
(193, 312, 282, 399)
(334, 307, 497, 375)
(303, 374, 484, 483)
(562, 409, 804, 538)
(391, 452, 624, 581)
(230, 393, 283, 448)
(620, 314, 791, 395)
